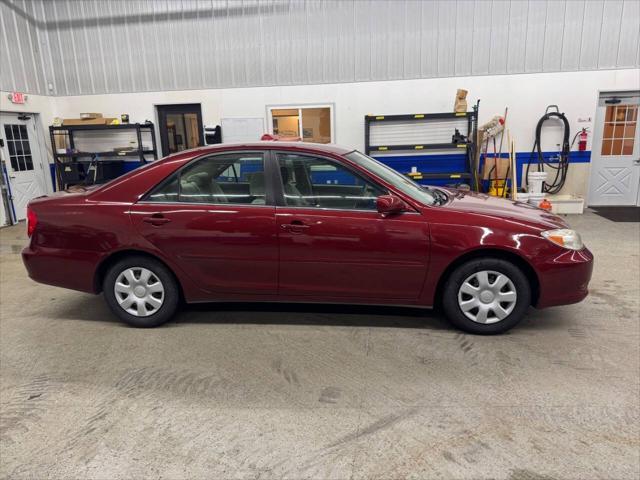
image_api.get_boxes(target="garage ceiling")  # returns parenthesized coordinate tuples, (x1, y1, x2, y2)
(1, 0, 639, 96)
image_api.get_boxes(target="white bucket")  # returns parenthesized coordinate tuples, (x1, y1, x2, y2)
(528, 171, 548, 194)
(517, 192, 530, 202)
(528, 192, 546, 207)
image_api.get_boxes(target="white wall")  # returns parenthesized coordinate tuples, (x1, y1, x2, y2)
(5, 68, 640, 197)
(53, 69, 639, 152)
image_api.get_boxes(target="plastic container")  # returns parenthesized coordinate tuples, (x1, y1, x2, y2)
(527, 171, 548, 194)
(488, 179, 506, 197)
(547, 195, 585, 214)
(516, 192, 530, 203)
(528, 192, 546, 207)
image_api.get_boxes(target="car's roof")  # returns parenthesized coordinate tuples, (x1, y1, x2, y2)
(170, 141, 355, 159)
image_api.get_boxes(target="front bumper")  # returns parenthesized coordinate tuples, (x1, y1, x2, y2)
(535, 246, 594, 309)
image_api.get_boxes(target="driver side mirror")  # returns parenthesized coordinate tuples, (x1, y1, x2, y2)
(377, 194, 408, 216)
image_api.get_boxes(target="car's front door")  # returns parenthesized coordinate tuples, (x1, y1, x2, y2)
(130, 151, 278, 295)
(274, 152, 430, 301)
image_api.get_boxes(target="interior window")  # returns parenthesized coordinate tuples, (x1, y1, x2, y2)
(271, 107, 332, 143)
(145, 153, 266, 204)
(276, 153, 385, 210)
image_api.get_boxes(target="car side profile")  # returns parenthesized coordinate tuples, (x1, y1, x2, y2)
(22, 142, 593, 334)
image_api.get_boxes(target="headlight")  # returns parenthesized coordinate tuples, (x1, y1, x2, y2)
(541, 229, 584, 250)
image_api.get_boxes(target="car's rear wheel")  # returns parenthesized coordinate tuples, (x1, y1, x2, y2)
(442, 258, 531, 334)
(103, 256, 179, 327)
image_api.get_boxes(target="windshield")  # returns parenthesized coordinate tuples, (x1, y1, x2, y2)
(345, 151, 441, 206)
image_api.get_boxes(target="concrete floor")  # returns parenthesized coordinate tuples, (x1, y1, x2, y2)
(0, 211, 638, 479)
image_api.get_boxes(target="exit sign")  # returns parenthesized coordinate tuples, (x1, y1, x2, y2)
(8, 92, 26, 104)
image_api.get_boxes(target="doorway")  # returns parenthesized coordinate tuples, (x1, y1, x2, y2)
(156, 104, 204, 157)
(588, 91, 640, 206)
(0, 112, 49, 223)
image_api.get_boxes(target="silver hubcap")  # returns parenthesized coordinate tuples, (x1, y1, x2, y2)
(114, 267, 164, 317)
(458, 270, 517, 324)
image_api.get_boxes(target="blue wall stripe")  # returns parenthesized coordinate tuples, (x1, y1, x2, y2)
(372, 150, 591, 187)
(50, 151, 592, 191)
(49, 165, 56, 191)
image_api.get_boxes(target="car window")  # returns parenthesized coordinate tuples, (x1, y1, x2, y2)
(145, 153, 266, 205)
(276, 153, 385, 210)
(344, 150, 438, 206)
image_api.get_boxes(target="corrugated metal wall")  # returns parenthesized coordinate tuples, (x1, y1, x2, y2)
(2, 0, 639, 96)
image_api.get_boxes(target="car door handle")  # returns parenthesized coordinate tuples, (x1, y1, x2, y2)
(143, 214, 171, 226)
(281, 220, 309, 233)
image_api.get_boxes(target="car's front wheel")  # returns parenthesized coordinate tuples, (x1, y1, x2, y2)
(103, 255, 179, 327)
(442, 258, 531, 334)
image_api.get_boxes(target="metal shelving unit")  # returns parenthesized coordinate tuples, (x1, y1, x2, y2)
(49, 122, 158, 189)
(364, 106, 479, 188)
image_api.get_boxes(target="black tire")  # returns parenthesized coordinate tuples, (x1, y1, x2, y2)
(103, 255, 180, 328)
(441, 257, 531, 335)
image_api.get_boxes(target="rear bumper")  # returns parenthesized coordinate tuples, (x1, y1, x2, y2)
(22, 244, 102, 294)
(535, 247, 594, 309)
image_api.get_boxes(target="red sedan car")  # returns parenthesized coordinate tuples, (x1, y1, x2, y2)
(22, 142, 593, 334)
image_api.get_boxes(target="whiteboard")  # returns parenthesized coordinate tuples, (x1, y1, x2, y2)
(220, 118, 265, 143)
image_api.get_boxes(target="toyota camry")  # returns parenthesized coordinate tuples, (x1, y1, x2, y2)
(22, 142, 593, 334)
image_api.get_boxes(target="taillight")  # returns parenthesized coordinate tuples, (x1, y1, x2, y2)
(26, 206, 38, 237)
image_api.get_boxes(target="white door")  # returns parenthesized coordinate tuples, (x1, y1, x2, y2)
(588, 92, 640, 206)
(0, 112, 48, 221)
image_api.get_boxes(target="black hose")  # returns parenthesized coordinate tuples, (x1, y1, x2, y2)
(525, 108, 571, 195)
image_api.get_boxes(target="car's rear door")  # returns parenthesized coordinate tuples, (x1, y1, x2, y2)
(130, 151, 279, 295)
(274, 151, 430, 301)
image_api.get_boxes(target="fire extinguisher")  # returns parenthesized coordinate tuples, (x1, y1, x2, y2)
(578, 128, 588, 152)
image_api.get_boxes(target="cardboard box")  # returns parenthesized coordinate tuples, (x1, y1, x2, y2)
(62, 117, 116, 126)
(454, 89, 468, 113)
(53, 133, 68, 151)
(482, 157, 511, 180)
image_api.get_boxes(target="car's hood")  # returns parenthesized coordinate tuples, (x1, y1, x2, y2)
(437, 188, 568, 230)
